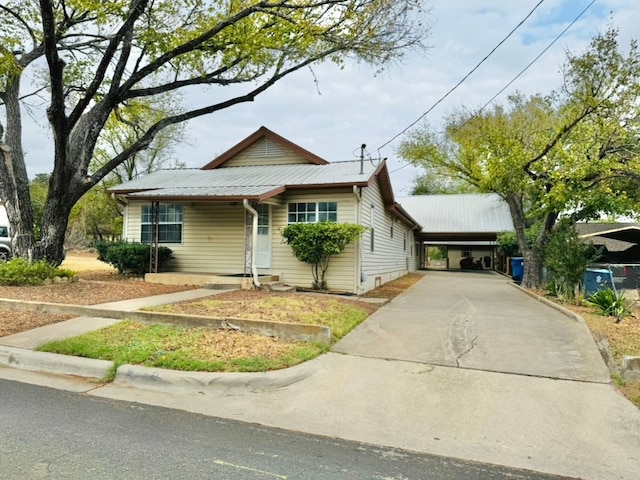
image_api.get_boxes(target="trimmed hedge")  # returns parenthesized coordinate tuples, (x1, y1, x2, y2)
(95, 241, 173, 276)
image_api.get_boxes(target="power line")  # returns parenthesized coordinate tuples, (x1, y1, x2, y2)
(376, 0, 547, 154)
(389, 0, 597, 174)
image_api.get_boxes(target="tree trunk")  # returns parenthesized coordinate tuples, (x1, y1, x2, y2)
(0, 75, 37, 259)
(505, 194, 543, 288)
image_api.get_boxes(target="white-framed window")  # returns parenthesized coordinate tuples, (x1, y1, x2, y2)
(287, 202, 337, 223)
(141, 204, 183, 243)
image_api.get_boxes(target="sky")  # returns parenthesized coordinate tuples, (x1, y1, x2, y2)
(15, 0, 640, 197)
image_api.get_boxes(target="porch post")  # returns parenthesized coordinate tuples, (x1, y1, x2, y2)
(149, 201, 159, 273)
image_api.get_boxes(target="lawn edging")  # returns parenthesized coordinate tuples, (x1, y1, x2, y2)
(114, 361, 317, 394)
(0, 298, 332, 345)
(507, 282, 585, 323)
(0, 344, 113, 379)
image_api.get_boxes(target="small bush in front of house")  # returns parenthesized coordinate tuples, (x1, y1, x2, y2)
(95, 241, 173, 276)
(587, 288, 631, 323)
(0, 258, 77, 286)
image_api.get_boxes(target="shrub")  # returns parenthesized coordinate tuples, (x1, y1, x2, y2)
(95, 241, 173, 276)
(587, 288, 631, 323)
(281, 223, 366, 290)
(0, 258, 77, 286)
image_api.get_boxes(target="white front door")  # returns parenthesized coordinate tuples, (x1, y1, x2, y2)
(255, 204, 271, 268)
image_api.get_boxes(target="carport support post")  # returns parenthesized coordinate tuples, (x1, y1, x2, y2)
(149, 201, 160, 274)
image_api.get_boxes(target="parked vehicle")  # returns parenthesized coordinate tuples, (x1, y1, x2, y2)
(0, 224, 11, 261)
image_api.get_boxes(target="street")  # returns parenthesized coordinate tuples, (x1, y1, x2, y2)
(0, 379, 571, 480)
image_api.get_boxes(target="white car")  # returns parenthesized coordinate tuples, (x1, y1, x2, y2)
(0, 225, 11, 261)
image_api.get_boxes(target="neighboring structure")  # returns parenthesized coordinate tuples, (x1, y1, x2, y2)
(398, 194, 514, 270)
(577, 223, 640, 263)
(109, 127, 421, 293)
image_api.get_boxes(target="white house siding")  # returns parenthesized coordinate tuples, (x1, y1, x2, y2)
(359, 178, 415, 292)
(222, 139, 311, 167)
(268, 189, 359, 293)
(124, 201, 247, 273)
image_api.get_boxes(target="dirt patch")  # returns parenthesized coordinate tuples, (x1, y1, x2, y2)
(0, 310, 73, 337)
(360, 272, 425, 299)
(152, 289, 378, 325)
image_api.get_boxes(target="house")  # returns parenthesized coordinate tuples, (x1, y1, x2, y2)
(109, 127, 421, 293)
(398, 194, 514, 270)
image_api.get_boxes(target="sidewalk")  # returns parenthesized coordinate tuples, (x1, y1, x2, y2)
(1, 273, 640, 479)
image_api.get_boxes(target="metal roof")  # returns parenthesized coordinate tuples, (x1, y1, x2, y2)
(397, 194, 514, 234)
(109, 160, 379, 195)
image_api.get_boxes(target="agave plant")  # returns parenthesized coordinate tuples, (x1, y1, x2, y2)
(587, 289, 631, 323)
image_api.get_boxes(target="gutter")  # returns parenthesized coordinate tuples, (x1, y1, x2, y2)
(242, 199, 261, 288)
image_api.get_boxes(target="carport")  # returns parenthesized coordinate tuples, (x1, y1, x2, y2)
(397, 194, 514, 271)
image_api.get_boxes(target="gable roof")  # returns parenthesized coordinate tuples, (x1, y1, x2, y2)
(201, 126, 329, 169)
(109, 127, 421, 229)
(110, 161, 376, 199)
(397, 194, 514, 238)
(576, 223, 640, 251)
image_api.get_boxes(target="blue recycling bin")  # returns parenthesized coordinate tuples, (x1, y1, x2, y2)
(583, 268, 615, 296)
(510, 257, 524, 283)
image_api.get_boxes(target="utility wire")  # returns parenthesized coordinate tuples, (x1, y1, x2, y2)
(376, 0, 547, 154)
(389, 0, 597, 174)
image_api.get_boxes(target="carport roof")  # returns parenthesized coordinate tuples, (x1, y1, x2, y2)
(397, 194, 514, 238)
(577, 223, 640, 250)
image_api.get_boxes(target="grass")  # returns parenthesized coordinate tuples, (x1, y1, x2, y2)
(36, 320, 328, 380)
(146, 294, 372, 342)
(32, 273, 425, 379)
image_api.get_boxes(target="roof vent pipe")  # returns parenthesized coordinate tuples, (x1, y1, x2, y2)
(360, 144, 366, 174)
(242, 199, 261, 288)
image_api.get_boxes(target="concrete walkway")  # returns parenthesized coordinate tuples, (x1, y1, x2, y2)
(1, 273, 640, 479)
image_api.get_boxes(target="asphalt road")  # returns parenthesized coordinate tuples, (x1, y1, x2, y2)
(0, 379, 573, 480)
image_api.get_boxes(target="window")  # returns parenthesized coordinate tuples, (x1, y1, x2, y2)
(287, 202, 337, 223)
(141, 204, 183, 243)
(390, 225, 394, 238)
(462, 248, 472, 257)
(403, 232, 407, 251)
(0, 226, 8, 238)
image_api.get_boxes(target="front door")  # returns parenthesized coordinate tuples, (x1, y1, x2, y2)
(255, 204, 271, 268)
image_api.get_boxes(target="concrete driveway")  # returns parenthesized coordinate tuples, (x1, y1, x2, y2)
(334, 270, 611, 383)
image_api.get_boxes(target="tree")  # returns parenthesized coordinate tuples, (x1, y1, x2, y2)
(0, 0, 430, 265)
(281, 222, 366, 290)
(399, 28, 640, 288)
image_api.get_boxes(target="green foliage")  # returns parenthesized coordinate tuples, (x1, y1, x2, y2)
(36, 320, 329, 376)
(398, 28, 640, 288)
(95, 241, 173, 276)
(29, 173, 50, 241)
(427, 246, 446, 260)
(587, 289, 631, 323)
(281, 222, 366, 290)
(543, 221, 602, 302)
(0, 258, 76, 286)
(496, 225, 540, 258)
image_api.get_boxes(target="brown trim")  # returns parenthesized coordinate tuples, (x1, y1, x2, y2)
(126, 186, 287, 203)
(201, 126, 329, 170)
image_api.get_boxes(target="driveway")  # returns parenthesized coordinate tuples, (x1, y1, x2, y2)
(334, 270, 611, 383)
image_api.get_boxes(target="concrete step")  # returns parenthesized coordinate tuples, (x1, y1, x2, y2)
(261, 281, 296, 293)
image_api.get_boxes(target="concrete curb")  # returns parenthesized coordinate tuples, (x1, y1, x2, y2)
(0, 298, 331, 345)
(0, 345, 113, 379)
(114, 360, 318, 395)
(507, 282, 586, 323)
